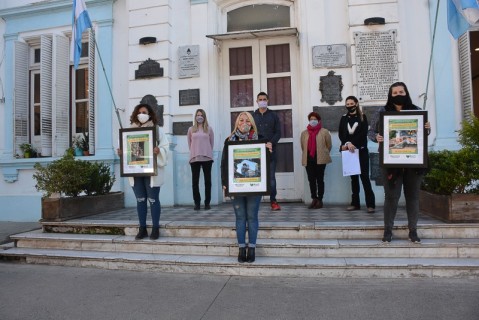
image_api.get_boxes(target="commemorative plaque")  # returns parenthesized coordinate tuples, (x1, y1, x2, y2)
(312, 44, 348, 68)
(178, 45, 200, 78)
(179, 89, 200, 106)
(354, 30, 399, 102)
(319, 71, 343, 105)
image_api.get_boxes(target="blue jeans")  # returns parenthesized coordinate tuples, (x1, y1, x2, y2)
(232, 195, 261, 247)
(132, 177, 161, 228)
(269, 155, 277, 202)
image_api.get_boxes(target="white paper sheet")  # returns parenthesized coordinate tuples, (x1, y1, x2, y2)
(341, 150, 361, 176)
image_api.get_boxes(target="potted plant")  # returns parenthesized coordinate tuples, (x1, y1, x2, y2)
(420, 115, 479, 222)
(19, 143, 36, 158)
(72, 136, 84, 156)
(80, 133, 90, 156)
(33, 150, 123, 221)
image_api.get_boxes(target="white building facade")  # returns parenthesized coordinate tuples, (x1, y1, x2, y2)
(0, 0, 467, 221)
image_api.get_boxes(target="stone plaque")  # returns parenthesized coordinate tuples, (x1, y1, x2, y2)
(179, 89, 200, 106)
(312, 44, 348, 68)
(354, 30, 399, 102)
(319, 71, 343, 106)
(312, 106, 345, 132)
(178, 45, 200, 78)
(173, 121, 192, 135)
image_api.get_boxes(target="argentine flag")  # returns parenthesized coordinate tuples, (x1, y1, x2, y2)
(448, 0, 479, 39)
(72, 0, 92, 69)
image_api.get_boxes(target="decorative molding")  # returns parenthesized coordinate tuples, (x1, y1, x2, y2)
(191, 0, 209, 4)
(2, 167, 18, 183)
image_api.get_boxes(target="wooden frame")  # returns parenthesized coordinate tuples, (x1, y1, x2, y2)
(380, 111, 428, 168)
(119, 127, 157, 177)
(224, 140, 271, 196)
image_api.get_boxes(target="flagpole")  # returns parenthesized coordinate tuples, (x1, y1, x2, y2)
(90, 30, 123, 129)
(423, 0, 441, 110)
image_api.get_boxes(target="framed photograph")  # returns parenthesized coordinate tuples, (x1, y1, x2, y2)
(380, 111, 428, 168)
(119, 127, 157, 177)
(224, 140, 271, 197)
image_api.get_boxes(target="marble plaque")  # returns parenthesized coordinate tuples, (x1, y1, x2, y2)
(178, 45, 200, 78)
(312, 44, 348, 68)
(354, 30, 399, 102)
(179, 89, 200, 106)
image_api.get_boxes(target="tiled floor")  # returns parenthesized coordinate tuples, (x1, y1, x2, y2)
(81, 202, 442, 225)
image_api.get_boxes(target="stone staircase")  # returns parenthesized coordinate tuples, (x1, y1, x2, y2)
(2, 220, 479, 278)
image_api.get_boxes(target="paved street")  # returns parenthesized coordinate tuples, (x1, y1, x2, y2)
(0, 262, 478, 320)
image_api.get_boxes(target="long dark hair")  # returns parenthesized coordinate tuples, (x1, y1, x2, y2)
(130, 103, 159, 125)
(345, 95, 364, 121)
(385, 82, 414, 111)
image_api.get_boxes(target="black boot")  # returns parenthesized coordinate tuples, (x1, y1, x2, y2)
(382, 228, 392, 243)
(238, 247, 246, 263)
(150, 227, 159, 240)
(135, 227, 148, 240)
(246, 247, 255, 263)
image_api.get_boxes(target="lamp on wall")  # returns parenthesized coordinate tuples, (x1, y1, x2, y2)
(139, 37, 157, 45)
(364, 17, 385, 25)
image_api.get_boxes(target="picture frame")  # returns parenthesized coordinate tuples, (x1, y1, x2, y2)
(119, 127, 157, 177)
(224, 140, 271, 197)
(379, 111, 428, 168)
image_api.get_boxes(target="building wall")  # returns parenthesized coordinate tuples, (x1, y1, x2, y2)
(0, 0, 462, 221)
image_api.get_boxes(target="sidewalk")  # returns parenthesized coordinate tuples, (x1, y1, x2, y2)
(0, 221, 42, 245)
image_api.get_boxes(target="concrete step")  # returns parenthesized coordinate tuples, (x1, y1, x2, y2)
(40, 221, 479, 240)
(10, 230, 479, 259)
(2, 247, 479, 278)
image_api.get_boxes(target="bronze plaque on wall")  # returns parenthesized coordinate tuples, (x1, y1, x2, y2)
(179, 89, 200, 106)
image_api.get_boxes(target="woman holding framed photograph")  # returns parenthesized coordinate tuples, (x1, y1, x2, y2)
(117, 103, 168, 240)
(220, 112, 272, 263)
(368, 82, 430, 243)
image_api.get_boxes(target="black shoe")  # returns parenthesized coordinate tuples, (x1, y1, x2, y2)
(409, 229, 421, 243)
(135, 227, 148, 240)
(382, 228, 392, 242)
(238, 247, 246, 263)
(204, 204, 211, 210)
(246, 247, 255, 263)
(194, 204, 200, 210)
(150, 227, 159, 240)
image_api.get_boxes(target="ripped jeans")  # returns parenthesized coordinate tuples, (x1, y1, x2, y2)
(132, 177, 161, 228)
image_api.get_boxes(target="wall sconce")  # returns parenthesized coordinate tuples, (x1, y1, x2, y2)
(364, 17, 385, 25)
(139, 37, 157, 45)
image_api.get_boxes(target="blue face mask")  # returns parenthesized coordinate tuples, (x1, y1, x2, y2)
(309, 120, 318, 127)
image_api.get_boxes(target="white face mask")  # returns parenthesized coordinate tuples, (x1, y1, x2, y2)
(137, 113, 150, 124)
(196, 116, 204, 123)
(309, 120, 319, 127)
(258, 101, 268, 109)
(240, 124, 251, 133)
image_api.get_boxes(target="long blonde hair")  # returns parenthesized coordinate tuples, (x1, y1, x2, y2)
(192, 108, 210, 133)
(228, 112, 258, 139)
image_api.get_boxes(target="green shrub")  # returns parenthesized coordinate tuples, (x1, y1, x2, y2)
(422, 115, 479, 195)
(33, 153, 115, 198)
(422, 149, 479, 195)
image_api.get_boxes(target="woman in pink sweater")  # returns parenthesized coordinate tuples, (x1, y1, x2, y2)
(187, 109, 215, 210)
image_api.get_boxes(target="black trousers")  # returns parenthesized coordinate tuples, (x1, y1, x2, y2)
(305, 162, 326, 201)
(190, 160, 213, 205)
(350, 148, 375, 208)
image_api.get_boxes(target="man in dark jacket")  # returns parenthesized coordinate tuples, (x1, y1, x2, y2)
(252, 92, 282, 211)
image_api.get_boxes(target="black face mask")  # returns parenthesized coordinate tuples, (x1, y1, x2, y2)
(346, 107, 357, 114)
(391, 95, 408, 106)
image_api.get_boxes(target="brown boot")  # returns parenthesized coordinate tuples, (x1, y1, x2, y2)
(308, 199, 318, 209)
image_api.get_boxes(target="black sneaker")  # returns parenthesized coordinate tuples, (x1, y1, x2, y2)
(409, 230, 421, 243)
(382, 229, 392, 242)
